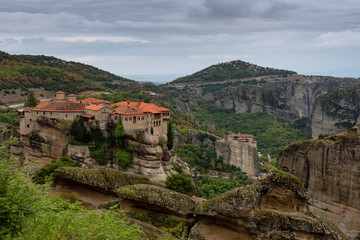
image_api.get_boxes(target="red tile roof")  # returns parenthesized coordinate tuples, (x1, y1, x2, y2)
(33, 101, 84, 112)
(68, 94, 76, 97)
(85, 105, 104, 111)
(113, 106, 145, 115)
(75, 97, 110, 104)
(112, 101, 170, 114)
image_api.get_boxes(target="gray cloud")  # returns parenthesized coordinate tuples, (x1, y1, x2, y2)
(0, 0, 359, 78)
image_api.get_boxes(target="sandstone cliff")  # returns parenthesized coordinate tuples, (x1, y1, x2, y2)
(215, 138, 260, 176)
(54, 168, 346, 240)
(212, 78, 357, 124)
(278, 128, 360, 239)
(16, 117, 68, 166)
(310, 83, 360, 138)
(124, 129, 175, 183)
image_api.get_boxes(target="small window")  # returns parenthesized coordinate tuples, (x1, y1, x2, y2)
(27, 124, 29, 128)
(43, 112, 45, 115)
(30, 119, 32, 121)
(142, 117, 144, 120)
(50, 112, 53, 115)
(65, 114, 68, 118)
(137, 117, 140, 120)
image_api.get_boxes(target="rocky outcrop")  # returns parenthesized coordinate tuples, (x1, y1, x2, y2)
(191, 170, 344, 240)
(54, 167, 150, 194)
(215, 138, 260, 176)
(66, 145, 96, 168)
(124, 129, 175, 183)
(19, 118, 68, 165)
(117, 184, 198, 216)
(278, 129, 360, 239)
(213, 78, 358, 124)
(310, 83, 360, 138)
(53, 168, 346, 239)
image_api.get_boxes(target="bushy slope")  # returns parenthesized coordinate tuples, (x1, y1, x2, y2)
(0, 51, 138, 93)
(172, 60, 296, 83)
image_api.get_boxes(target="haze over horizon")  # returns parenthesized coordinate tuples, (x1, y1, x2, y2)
(1, 0, 360, 80)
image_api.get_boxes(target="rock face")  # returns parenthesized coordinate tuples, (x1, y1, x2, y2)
(310, 83, 360, 138)
(215, 138, 260, 176)
(117, 184, 198, 216)
(54, 167, 150, 194)
(18, 118, 68, 165)
(54, 168, 346, 240)
(190, 170, 344, 240)
(278, 129, 360, 239)
(66, 145, 96, 168)
(124, 129, 175, 183)
(212, 78, 358, 124)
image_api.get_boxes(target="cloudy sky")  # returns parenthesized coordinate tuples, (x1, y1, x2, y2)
(1, 0, 359, 82)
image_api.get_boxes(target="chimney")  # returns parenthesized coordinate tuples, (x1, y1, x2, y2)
(149, 100, 154, 104)
(127, 99, 130, 108)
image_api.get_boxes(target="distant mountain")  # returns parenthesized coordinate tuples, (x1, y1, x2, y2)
(171, 60, 296, 84)
(0, 51, 138, 94)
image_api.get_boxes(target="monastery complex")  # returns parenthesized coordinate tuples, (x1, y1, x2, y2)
(18, 91, 171, 137)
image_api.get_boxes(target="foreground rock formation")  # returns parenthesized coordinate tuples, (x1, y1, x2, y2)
(278, 128, 360, 239)
(54, 167, 345, 239)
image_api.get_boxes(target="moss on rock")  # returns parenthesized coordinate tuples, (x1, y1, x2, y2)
(54, 167, 150, 194)
(195, 170, 308, 219)
(116, 184, 199, 216)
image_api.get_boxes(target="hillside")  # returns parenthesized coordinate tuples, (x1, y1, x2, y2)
(171, 60, 296, 84)
(0, 51, 160, 105)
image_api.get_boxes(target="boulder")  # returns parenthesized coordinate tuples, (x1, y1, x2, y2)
(54, 167, 150, 194)
(116, 184, 199, 216)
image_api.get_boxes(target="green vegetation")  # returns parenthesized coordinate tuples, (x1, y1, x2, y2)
(115, 149, 134, 169)
(196, 175, 255, 199)
(167, 122, 174, 150)
(23, 93, 39, 107)
(174, 143, 218, 173)
(165, 173, 195, 196)
(191, 99, 310, 157)
(114, 118, 134, 169)
(0, 108, 18, 126)
(69, 119, 92, 144)
(32, 156, 79, 185)
(172, 60, 295, 83)
(0, 138, 144, 239)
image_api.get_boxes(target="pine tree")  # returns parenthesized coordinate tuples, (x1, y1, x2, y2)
(167, 123, 174, 150)
(24, 93, 39, 107)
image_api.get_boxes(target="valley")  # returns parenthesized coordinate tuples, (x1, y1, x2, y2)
(0, 51, 359, 239)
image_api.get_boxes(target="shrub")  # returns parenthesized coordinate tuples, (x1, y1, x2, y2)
(115, 149, 133, 169)
(165, 173, 195, 196)
(151, 214, 180, 228)
(90, 143, 111, 166)
(128, 212, 150, 223)
(32, 157, 78, 185)
(318, 133, 329, 139)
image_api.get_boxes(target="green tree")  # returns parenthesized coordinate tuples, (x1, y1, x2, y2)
(23, 93, 39, 107)
(165, 173, 195, 196)
(210, 159, 216, 169)
(70, 119, 91, 143)
(115, 149, 133, 169)
(115, 118, 125, 148)
(167, 123, 174, 150)
(216, 162, 223, 170)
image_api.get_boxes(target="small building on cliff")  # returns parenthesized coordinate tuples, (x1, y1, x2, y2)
(18, 91, 171, 137)
(216, 132, 260, 176)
